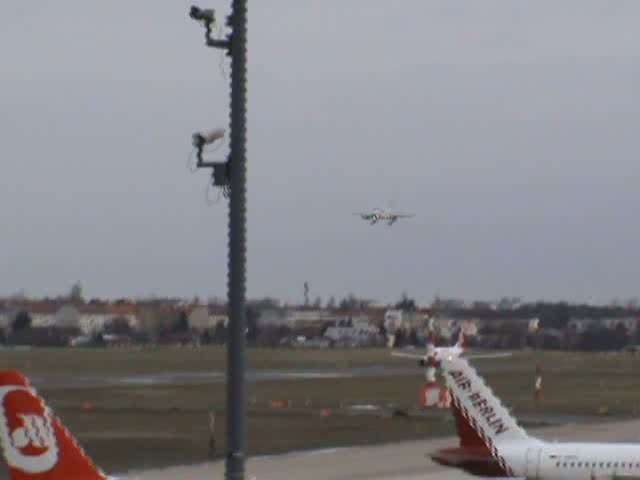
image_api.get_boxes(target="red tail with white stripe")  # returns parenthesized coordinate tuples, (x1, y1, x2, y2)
(0, 370, 106, 480)
(431, 357, 540, 477)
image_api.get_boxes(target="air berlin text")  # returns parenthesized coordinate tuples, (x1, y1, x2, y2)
(449, 370, 509, 435)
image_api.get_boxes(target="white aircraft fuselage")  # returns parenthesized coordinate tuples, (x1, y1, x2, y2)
(522, 442, 640, 480)
(433, 356, 640, 480)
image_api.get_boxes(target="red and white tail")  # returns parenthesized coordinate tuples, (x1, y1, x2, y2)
(441, 357, 529, 445)
(439, 357, 537, 477)
(0, 370, 106, 480)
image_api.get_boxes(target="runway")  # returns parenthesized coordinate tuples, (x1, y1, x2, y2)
(26, 367, 417, 389)
(124, 419, 640, 480)
(26, 364, 517, 389)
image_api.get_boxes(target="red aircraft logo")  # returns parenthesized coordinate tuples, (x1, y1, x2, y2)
(0, 387, 59, 474)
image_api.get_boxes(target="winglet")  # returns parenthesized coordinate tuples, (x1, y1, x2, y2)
(0, 370, 107, 480)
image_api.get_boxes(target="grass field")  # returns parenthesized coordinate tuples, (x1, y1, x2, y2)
(52, 388, 453, 475)
(479, 350, 640, 417)
(0, 346, 413, 374)
(1, 347, 640, 477)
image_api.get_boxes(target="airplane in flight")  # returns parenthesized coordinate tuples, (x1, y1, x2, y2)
(354, 208, 415, 225)
(391, 329, 513, 364)
(431, 355, 640, 480)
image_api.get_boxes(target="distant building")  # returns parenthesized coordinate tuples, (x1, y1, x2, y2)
(568, 316, 639, 334)
(258, 308, 337, 327)
(567, 318, 594, 334)
(5, 301, 81, 330)
(78, 302, 138, 335)
(208, 306, 228, 328)
(291, 309, 337, 324)
(187, 305, 227, 331)
(25, 302, 63, 328)
(432, 317, 457, 339)
(604, 317, 638, 333)
(324, 318, 382, 346)
(78, 305, 111, 334)
(187, 305, 209, 331)
(257, 308, 293, 327)
(364, 306, 387, 326)
(56, 304, 80, 328)
(384, 310, 433, 333)
(106, 303, 139, 329)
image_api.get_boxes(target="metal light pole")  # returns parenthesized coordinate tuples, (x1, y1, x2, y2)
(189, 2, 248, 479)
(226, 1, 248, 479)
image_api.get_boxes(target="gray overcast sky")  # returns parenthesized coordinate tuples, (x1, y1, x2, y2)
(2, 1, 640, 305)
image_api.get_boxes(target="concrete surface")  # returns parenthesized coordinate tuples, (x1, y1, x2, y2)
(123, 419, 640, 480)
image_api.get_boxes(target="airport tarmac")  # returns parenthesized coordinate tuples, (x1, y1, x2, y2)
(27, 364, 515, 389)
(26, 367, 415, 389)
(125, 419, 640, 480)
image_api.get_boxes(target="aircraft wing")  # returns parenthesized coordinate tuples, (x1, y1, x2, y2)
(391, 351, 425, 360)
(391, 213, 415, 218)
(463, 352, 513, 360)
(392, 350, 511, 361)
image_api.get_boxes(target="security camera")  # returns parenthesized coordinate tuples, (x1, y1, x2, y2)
(189, 5, 229, 50)
(192, 128, 226, 149)
(189, 6, 216, 25)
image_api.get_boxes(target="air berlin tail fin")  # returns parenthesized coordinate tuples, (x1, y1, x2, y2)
(441, 357, 530, 446)
(440, 358, 537, 477)
(0, 370, 107, 480)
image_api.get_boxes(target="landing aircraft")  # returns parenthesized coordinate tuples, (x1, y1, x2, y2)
(391, 330, 513, 364)
(354, 208, 414, 225)
(432, 356, 640, 480)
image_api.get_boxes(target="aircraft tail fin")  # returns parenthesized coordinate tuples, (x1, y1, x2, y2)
(455, 329, 465, 349)
(440, 358, 535, 477)
(441, 357, 530, 446)
(0, 370, 107, 480)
